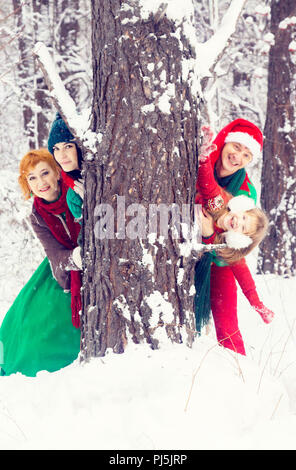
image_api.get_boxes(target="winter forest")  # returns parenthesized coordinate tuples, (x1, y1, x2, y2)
(1, 0, 296, 452)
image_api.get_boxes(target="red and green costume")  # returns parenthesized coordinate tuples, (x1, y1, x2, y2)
(0, 181, 81, 377)
(195, 119, 274, 355)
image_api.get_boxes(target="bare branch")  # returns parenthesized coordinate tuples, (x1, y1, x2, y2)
(196, 0, 247, 79)
(33, 41, 97, 155)
(154, 2, 168, 23)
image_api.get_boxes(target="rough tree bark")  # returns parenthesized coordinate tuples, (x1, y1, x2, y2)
(80, 1, 200, 358)
(258, 1, 296, 277)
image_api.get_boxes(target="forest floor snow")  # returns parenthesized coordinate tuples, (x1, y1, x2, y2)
(0, 272, 296, 450)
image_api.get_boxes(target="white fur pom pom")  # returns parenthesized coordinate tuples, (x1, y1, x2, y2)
(224, 231, 252, 249)
(227, 195, 255, 213)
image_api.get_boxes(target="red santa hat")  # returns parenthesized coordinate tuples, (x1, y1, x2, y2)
(224, 123, 263, 161)
(210, 119, 263, 166)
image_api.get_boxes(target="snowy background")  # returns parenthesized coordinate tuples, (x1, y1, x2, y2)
(1, 0, 296, 451)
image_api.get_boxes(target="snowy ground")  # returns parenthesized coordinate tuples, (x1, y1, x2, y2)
(1, 169, 296, 451)
(1, 260, 296, 451)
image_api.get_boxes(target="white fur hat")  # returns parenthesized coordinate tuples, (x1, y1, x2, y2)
(223, 195, 255, 249)
(227, 194, 255, 213)
(224, 230, 252, 249)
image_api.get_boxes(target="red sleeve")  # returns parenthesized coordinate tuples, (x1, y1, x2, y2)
(230, 258, 261, 307)
(197, 159, 220, 200)
(61, 170, 75, 189)
(196, 159, 230, 212)
(30, 211, 79, 290)
(202, 232, 216, 245)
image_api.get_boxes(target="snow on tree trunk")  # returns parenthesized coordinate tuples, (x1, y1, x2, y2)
(258, 1, 296, 277)
(80, 0, 201, 358)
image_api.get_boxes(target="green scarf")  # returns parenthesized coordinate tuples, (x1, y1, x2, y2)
(194, 166, 246, 333)
(194, 252, 213, 333)
(214, 167, 246, 196)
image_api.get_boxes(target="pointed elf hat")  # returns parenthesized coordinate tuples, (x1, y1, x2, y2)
(209, 119, 263, 165)
(224, 195, 256, 249)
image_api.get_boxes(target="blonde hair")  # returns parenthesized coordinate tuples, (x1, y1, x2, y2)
(211, 204, 269, 265)
(18, 148, 60, 200)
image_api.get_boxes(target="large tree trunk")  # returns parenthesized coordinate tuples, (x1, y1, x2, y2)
(80, 0, 200, 359)
(258, 1, 296, 277)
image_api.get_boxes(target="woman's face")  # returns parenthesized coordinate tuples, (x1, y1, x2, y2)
(52, 142, 79, 172)
(218, 210, 256, 235)
(218, 142, 253, 177)
(27, 161, 60, 202)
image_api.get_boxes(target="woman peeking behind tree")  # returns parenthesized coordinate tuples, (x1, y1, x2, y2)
(0, 149, 82, 377)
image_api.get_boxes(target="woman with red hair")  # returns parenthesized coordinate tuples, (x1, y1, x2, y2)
(0, 149, 82, 377)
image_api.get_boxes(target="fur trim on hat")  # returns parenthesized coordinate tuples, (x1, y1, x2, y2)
(227, 195, 255, 213)
(224, 230, 252, 249)
(224, 131, 261, 160)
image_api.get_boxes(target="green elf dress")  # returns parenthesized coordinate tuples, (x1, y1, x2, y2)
(0, 181, 81, 377)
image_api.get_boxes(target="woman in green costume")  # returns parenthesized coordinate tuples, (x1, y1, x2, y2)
(0, 149, 82, 377)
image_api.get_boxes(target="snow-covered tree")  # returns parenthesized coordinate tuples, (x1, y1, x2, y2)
(194, 0, 271, 135)
(0, 1, 91, 310)
(258, 0, 296, 277)
(1, 1, 91, 153)
(35, 0, 247, 358)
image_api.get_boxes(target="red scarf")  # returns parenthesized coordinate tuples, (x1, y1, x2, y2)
(61, 169, 75, 189)
(34, 180, 82, 328)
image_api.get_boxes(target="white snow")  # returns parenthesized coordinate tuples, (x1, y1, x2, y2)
(139, 0, 195, 24)
(289, 41, 296, 53)
(1, 0, 296, 453)
(141, 103, 155, 114)
(143, 290, 174, 328)
(33, 43, 98, 152)
(279, 16, 296, 30)
(195, 0, 247, 79)
(1, 234, 296, 450)
(255, 5, 270, 16)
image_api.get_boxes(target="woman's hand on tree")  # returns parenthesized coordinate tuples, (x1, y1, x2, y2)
(74, 179, 84, 199)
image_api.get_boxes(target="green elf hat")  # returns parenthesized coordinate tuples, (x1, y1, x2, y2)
(47, 112, 75, 155)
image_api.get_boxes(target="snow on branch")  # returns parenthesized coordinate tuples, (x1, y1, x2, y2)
(196, 0, 247, 79)
(33, 41, 96, 153)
